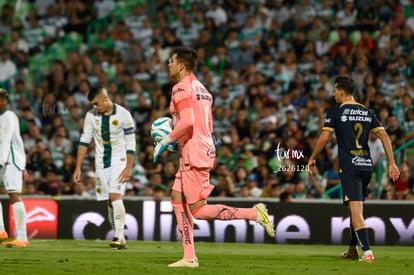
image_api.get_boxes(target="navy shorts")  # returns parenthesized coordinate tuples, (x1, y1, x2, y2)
(339, 170, 373, 204)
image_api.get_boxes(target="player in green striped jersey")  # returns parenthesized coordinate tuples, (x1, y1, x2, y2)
(73, 85, 136, 249)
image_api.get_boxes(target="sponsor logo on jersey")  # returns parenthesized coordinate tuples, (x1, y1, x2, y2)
(349, 109, 368, 116)
(172, 87, 185, 95)
(196, 93, 212, 101)
(340, 108, 372, 122)
(351, 156, 372, 167)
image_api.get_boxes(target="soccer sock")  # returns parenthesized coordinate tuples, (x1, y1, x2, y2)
(192, 204, 256, 220)
(355, 227, 371, 252)
(0, 202, 5, 232)
(172, 201, 195, 260)
(111, 200, 125, 240)
(107, 205, 115, 231)
(349, 224, 358, 247)
(13, 201, 27, 242)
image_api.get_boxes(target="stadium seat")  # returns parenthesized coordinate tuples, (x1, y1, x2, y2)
(349, 30, 361, 46)
(328, 30, 339, 45)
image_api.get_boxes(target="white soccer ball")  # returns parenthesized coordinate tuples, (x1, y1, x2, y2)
(151, 117, 173, 145)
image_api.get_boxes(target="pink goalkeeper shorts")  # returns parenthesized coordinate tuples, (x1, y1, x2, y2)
(172, 167, 214, 204)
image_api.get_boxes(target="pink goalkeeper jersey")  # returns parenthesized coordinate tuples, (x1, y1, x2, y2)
(170, 73, 216, 168)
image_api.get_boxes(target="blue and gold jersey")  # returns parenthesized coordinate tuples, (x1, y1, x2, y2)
(322, 102, 383, 172)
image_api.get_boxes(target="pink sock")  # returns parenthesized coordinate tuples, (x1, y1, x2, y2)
(192, 204, 256, 221)
(172, 201, 195, 260)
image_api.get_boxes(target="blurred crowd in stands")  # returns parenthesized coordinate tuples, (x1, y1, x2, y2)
(0, 0, 413, 201)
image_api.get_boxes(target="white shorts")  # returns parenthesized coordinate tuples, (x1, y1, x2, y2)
(94, 164, 127, 201)
(1, 164, 23, 193)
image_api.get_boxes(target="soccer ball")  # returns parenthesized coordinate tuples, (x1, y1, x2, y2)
(151, 116, 173, 145)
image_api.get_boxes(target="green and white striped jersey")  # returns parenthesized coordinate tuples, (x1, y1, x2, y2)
(79, 104, 136, 169)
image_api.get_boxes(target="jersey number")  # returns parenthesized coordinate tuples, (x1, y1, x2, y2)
(354, 122, 363, 149)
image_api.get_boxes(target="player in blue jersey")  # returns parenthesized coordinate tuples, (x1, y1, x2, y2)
(308, 76, 400, 262)
(73, 85, 136, 249)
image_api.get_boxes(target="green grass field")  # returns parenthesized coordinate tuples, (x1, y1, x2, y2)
(0, 240, 411, 274)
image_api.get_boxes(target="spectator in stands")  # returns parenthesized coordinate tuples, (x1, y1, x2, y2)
(379, 68, 410, 101)
(245, 173, 262, 198)
(64, 0, 94, 42)
(135, 17, 153, 49)
(240, 15, 263, 48)
(8, 30, 29, 55)
(24, 182, 39, 196)
(90, 29, 115, 58)
(368, 132, 386, 170)
(48, 125, 72, 171)
(59, 154, 76, 195)
(25, 130, 47, 170)
(73, 180, 91, 197)
(280, 191, 292, 202)
(356, 30, 375, 55)
(260, 174, 279, 198)
(212, 105, 231, 137)
(336, 0, 357, 32)
(124, 4, 147, 36)
(0, 49, 17, 86)
(304, 164, 326, 198)
(351, 55, 371, 99)
(22, 10, 48, 55)
(386, 115, 406, 150)
(211, 173, 236, 197)
(39, 4, 68, 38)
(324, 157, 341, 199)
(403, 109, 414, 156)
(94, 0, 115, 19)
(0, 4, 16, 37)
(205, 0, 228, 32)
(152, 184, 167, 201)
(228, 38, 254, 71)
(391, 161, 413, 200)
(175, 16, 199, 47)
(276, 159, 304, 196)
(390, 5, 407, 29)
(380, 186, 393, 200)
(315, 0, 335, 27)
(147, 172, 166, 194)
(355, 0, 379, 33)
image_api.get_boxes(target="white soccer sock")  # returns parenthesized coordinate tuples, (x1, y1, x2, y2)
(107, 205, 115, 231)
(13, 201, 28, 242)
(364, 250, 373, 256)
(111, 200, 125, 240)
(0, 202, 5, 232)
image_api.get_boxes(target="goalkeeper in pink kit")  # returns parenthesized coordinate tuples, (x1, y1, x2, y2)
(153, 46, 275, 268)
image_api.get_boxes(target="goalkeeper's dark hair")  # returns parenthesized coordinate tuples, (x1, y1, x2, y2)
(87, 85, 107, 101)
(334, 76, 357, 96)
(171, 46, 198, 71)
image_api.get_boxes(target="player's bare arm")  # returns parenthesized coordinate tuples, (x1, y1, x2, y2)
(307, 130, 331, 174)
(117, 153, 134, 183)
(374, 128, 400, 182)
(73, 144, 88, 184)
(22, 170, 30, 181)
